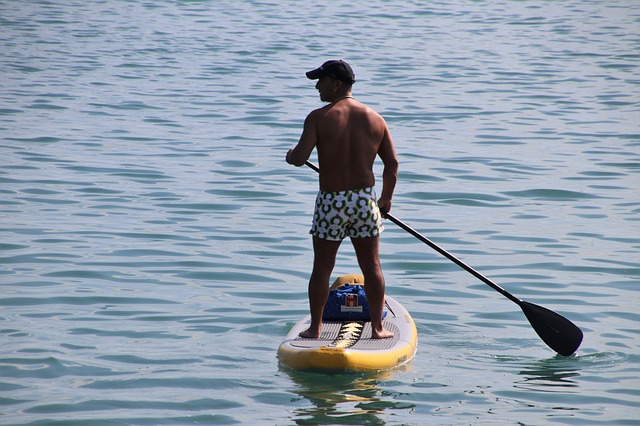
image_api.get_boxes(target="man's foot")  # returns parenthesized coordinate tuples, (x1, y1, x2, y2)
(371, 328, 394, 339)
(299, 327, 321, 339)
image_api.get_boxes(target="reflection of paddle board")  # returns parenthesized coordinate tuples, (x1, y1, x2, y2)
(278, 274, 418, 373)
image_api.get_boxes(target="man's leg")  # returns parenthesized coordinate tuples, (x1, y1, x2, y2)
(351, 236, 394, 339)
(299, 236, 342, 338)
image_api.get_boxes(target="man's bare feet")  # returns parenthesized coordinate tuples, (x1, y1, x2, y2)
(371, 328, 394, 339)
(299, 327, 321, 339)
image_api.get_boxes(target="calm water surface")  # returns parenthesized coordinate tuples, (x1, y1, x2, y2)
(1, 1, 639, 425)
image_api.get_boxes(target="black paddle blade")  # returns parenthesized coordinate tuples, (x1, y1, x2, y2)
(520, 301, 583, 356)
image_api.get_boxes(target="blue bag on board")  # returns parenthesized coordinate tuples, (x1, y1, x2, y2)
(322, 284, 371, 321)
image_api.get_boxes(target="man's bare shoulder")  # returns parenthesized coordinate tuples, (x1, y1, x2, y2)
(306, 104, 332, 121)
(303, 106, 328, 128)
(345, 101, 386, 131)
(352, 100, 385, 119)
(307, 100, 385, 127)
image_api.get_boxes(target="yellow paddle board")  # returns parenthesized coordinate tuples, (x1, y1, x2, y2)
(278, 274, 417, 373)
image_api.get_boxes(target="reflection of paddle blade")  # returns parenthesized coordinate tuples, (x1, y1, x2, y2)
(520, 301, 583, 356)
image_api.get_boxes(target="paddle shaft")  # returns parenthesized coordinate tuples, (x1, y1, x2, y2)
(305, 160, 521, 304)
(383, 213, 523, 304)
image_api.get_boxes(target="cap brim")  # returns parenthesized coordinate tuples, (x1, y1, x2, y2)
(306, 68, 323, 80)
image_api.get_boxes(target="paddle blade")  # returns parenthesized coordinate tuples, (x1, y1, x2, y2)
(520, 301, 583, 356)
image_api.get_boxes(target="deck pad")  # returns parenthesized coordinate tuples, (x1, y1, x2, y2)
(289, 321, 401, 350)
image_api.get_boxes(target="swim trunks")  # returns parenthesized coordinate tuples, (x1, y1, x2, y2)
(310, 187, 384, 241)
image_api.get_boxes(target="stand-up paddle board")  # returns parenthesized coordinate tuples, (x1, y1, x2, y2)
(278, 274, 417, 372)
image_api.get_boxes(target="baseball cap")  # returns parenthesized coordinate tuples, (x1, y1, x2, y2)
(306, 60, 356, 84)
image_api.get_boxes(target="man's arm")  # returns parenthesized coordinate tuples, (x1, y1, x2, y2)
(377, 125, 398, 213)
(286, 113, 318, 166)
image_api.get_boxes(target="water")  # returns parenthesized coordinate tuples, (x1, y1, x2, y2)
(1, 0, 638, 424)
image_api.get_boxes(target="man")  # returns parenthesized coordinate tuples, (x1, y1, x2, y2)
(286, 59, 399, 339)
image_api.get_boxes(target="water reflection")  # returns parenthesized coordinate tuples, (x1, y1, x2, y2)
(510, 355, 582, 392)
(283, 367, 414, 425)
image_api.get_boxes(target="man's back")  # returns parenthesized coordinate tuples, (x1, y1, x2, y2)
(312, 98, 389, 192)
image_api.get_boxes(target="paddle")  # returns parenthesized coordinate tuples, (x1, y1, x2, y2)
(304, 161, 583, 356)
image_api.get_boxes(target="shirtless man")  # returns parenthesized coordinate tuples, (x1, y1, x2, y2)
(286, 59, 398, 339)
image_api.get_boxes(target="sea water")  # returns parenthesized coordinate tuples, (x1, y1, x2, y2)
(1, 1, 638, 425)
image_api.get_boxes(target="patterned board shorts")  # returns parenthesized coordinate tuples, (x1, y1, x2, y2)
(310, 187, 384, 241)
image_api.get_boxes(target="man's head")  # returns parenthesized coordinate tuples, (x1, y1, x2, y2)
(306, 60, 356, 86)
